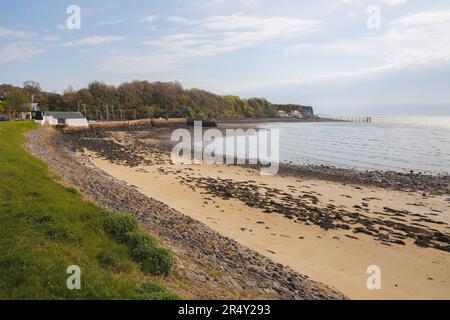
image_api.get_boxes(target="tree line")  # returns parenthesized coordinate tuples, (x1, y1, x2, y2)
(0, 80, 278, 120)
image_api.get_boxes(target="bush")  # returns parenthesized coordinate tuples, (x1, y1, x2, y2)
(132, 242, 173, 276)
(128, 232, 158, 249)
(136, 281, 180, 300)
(103, 213, 139, 244)
(104, 213, 173, 276)
(130, 232, 173, 276)
(66, 187, 78, 194)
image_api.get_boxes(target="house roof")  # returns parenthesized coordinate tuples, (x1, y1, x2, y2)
(45, 112, 86, 119)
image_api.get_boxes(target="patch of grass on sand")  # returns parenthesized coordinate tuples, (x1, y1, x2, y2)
(0, 122, 179, 300)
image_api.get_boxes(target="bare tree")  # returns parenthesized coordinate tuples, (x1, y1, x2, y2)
(23, 80, 41, 102)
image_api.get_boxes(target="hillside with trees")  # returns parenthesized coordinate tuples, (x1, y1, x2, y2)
(0, 80, 309, 120)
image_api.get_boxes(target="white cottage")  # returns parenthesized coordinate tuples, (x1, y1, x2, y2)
(277, 110, 287, 118)
(292, 110, 303, 119)
(38, 111, 89, 128)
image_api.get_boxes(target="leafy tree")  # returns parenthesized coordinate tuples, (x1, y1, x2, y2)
(78, 88, 93, 119)
(186, 107, 194, 118)
(5, 88, 28, 112)
(46, 94, 61, 111)
(0, 80, 292, 120)
(88, 82, 119, 121)
(61, 86, 79, 111)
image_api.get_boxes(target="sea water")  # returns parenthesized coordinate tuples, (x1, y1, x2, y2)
(256, 116, 450, 174)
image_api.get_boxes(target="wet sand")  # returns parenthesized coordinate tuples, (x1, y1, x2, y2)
(86, 148, 450, 300)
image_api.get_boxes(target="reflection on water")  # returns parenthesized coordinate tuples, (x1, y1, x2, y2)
(257, 116, 450, 174)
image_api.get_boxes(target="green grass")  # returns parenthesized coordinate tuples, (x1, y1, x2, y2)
(0, 122, 179, 300)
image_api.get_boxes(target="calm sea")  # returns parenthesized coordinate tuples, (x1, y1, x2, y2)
(256, 116, 450, 175)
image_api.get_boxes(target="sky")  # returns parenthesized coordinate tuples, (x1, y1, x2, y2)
(1, 0, 450, 116)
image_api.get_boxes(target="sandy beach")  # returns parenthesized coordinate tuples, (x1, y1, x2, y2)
(71, 128, 450, 300)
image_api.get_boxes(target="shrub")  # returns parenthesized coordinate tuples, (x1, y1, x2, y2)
(103, 212, 139, 244)
(131, 242, 173, 276)
(66, 187, 78, 194)
(136, 281, 180, 300)
(128, 232, 157, 251)
(104, 213, 173, 276)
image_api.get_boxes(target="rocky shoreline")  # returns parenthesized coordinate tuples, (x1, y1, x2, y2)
(176, 175, 450, 252)
(57, 126, 450, 252)
(275, 164, 450, 196)
(66, 124, 450, 196)
(26, 127, 346, 300)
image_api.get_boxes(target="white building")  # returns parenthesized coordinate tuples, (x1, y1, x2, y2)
(277, 110, 287, 117)
(292, 110, 303, 118)
(38, 112, 89, 128)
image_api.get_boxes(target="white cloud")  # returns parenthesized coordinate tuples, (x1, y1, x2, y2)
(139, 15, 158, 23)
(153, 15, 321, 55)
(166, 16, 194, 24)
(166, 14, 321, 32)
(341, 0, 407, 6)
(391, 10, 450, 26)
(383, 0, 407, 6)
(60, 36, 125, 48)
(180, 0, 257, 7)
(375, 11, 450, 68)
(101, 54, 181, 74)
(0, 42, 45, 63)
(105, 14, 321, 74)
(42, 35, 59, 42)
(0, 25, 36, 38)
(257, 9, 450, 89)
(105, 6, 450, 91)
(97, 19, 125, 25)
(233, 64, 395, 92)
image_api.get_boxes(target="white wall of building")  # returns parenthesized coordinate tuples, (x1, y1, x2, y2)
(43, 116, 58, 126)
(37, 116, 89, 127)
(66, 118, 89, 127)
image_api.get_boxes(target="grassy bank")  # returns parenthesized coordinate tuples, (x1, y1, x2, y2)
(0, 122, 178, 299)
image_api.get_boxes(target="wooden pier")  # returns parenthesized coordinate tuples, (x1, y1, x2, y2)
(318, 115, 372, 123)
